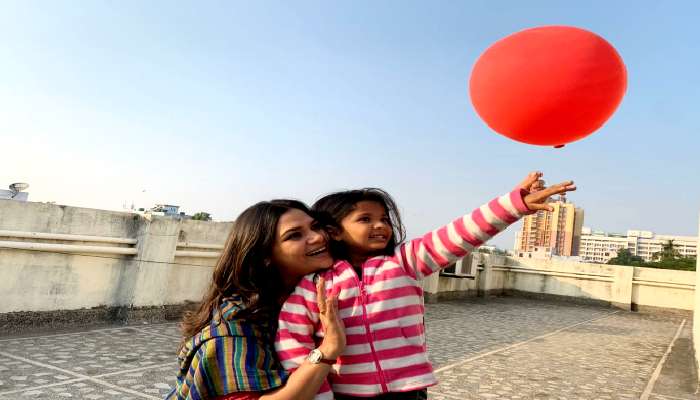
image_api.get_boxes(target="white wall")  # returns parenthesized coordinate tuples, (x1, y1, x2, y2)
(1, 199, 695, 317)
(426, 253, 695, 312)
(0, 199, 231, 313)
(633, 266, 695, 310)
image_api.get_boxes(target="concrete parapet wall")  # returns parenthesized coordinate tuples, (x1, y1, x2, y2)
(504, 258, 619, 306)
(426, 253, 695, 313)
(2, 199, 696, 332)
(632, 266, 695, 310)
(506, 257, 694, 311)
(0, 200, 231, 317)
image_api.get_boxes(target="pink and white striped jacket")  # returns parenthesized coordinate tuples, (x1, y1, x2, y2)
(275, 189, 530, 398)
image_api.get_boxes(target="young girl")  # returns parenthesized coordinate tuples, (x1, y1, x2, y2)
(275, 172, 575, 399)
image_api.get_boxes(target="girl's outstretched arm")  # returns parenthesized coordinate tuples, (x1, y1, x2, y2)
(394, 172, 575, 280)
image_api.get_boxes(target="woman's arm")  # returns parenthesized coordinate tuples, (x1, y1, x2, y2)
(259, 359, 335, 400)
(264, 277, 344, 400)
(217, 359, 336, 400)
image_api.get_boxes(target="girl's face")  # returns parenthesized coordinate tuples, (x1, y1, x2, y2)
(270, 209, 333, 287)
(333, 200, 393, 256)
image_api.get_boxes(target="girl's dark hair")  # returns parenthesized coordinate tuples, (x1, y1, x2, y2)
(179, 199, 310, 345)
(312, 188, 406, 259)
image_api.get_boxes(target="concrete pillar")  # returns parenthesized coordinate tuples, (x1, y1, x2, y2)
(478, 254, 504, 297)
(611, 264, 634, 310)
(422, 272, 440, 303)
(128, 215, 181, 307)
(477, 263, 491, 297)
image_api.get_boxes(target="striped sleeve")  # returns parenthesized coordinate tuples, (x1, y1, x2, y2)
(275, 275, 333, 400)
(395, 189, 531, 280)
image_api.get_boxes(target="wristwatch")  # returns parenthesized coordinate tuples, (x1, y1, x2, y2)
(306, 348, 336, 365)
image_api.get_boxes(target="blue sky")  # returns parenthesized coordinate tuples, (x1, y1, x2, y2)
(1, 1, 698, 249)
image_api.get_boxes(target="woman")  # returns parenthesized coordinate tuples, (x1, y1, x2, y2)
(167, 200, 345, 400)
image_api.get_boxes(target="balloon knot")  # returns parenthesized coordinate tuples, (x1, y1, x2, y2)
(554, 144, 565, 149)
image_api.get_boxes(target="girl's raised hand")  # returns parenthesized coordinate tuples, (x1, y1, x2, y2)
(517, 171, 545, 192)
(518, 172, 576, 212)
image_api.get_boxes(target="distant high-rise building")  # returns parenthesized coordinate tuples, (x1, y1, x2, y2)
(515, 195, 584, 257)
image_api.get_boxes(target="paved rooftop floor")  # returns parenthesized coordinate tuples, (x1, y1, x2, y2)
(0, 297, 695, 399)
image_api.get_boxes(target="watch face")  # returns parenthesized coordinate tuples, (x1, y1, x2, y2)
(307, 349, 322, 363)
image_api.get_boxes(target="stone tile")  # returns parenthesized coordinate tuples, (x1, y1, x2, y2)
(425, 297, 612, 368)
(648, 395, 697, 400)
(1, 328, 176, 376)
(0, 360, 82, 394)
(429, 311, 682, 400)
(0, 299, 694, 400)
(96, 363, 176, 398)
(126, 323, 180, 339)
(0, 379, 146, 400)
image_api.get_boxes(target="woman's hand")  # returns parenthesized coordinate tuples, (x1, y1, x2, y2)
(518, 171, 577, 212)
(316, 277, 346, 360)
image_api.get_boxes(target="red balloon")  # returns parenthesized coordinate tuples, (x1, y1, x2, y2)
(469, 26, 627, 147)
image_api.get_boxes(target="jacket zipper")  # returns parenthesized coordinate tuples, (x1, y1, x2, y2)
(356, 268, 389, 393)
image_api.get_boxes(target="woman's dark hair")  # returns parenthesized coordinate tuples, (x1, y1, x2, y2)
(179, 199, 310, 344)
(312, 188, 405, 259)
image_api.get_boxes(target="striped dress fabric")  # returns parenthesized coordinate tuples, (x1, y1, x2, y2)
(167, 297, 289, 400)
(275, 189, 530, 399)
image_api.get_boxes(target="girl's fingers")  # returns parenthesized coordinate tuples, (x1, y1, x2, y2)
(316, 277, 327, 315)
(535, 181, 575, 200)
(518, 171, 543, 189)
(530, 203, 554, 212)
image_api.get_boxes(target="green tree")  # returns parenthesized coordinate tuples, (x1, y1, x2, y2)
(192, 212, 212, 221)
(644, 257, 696, 271)
(607, 249, 643, 266)
(608, 244, 696, 271)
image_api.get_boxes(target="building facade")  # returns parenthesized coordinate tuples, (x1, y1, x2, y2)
(579, 228, 698, 263)
(515, 196, 584, 257)
(149, 204, 181, 216)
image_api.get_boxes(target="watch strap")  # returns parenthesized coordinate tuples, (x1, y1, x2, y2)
(319, 357, 336, 365)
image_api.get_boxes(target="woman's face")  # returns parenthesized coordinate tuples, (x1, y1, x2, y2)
(270, 208, 333, 287)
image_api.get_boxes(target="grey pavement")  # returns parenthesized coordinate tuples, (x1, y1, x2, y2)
(0, 297, 696, 399)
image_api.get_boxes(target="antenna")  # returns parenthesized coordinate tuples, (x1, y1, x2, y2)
(9, 183, 29, 192)
(9, 183, 29, 199)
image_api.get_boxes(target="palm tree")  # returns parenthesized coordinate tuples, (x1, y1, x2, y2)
(652, 240, 680, 262)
